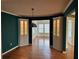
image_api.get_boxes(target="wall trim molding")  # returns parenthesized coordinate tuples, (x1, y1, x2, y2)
(19, 44, 29, 47)
(64, 0, 73, 12)
(1, 10, 63, 19)
(1, 10, 18, 16)
(2, 46, 19, 55)
(62, 51, 67, 54)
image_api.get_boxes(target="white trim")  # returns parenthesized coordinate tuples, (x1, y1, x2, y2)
(62, 51, 67, 54)
(19, 44, 28, 47)
(1, 10, 18, 16)
(64, 0, 73, 12)
(2, 46, 19, 55)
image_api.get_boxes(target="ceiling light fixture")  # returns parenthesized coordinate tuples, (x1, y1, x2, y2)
(31, 8, 34, 17)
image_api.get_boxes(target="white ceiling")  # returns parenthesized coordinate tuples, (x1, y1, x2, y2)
(2, 0, 73, 17)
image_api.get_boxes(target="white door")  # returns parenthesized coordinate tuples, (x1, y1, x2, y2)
(19, 19, 29, 46)
(53, 17, 63, 52)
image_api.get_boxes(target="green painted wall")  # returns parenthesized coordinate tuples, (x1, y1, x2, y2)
(1, 12, 18, 53)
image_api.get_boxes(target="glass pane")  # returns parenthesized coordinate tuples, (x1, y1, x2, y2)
(45, 24, 49, 33)
(68, 20, 72, 39)
(57, 20, 60, 36)
(25, 21, 28, 35)
(38, 24, 43, 28)
(20, 21, 24, 35)
(38, 24, 43, 33)
(32, 27, 37, 35)
(53, 20, 56, 35)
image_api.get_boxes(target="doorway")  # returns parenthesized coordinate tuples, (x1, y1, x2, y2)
(66, 10, 75, 59)
(32, 20, 50, 47)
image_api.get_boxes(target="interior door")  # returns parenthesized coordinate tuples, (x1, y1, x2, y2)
(66, 17, 75, 47)
(19, 19, 29, 46)
(53, 17, 63, 52)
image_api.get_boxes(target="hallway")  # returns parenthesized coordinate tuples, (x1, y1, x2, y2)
(2, 35, 66, 59)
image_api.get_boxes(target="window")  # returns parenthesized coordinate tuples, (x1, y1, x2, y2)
(45, 24, 49, 33)
(32, 27, 37, 35)
(38, 24, 43, 33)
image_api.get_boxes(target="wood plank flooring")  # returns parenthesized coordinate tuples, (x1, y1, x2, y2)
(2, 36, 73, 59)
(66, 41, 74, 59)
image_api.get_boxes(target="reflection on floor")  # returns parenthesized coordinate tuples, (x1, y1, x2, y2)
(67, 41, 74, 59)
(3, 36, 67, 59)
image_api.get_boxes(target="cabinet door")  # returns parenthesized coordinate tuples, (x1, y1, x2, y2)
(53, 18, 63, 52)
(19, 19, 29, 46)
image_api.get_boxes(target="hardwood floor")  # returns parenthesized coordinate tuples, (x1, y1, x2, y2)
(66, 41, 74, 59)
(2, 36, 67, 59)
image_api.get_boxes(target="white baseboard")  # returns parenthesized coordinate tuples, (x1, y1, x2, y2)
(62, 51, 67, 54)
(2, 46, 19, 55)
(19, 44, 29, 47)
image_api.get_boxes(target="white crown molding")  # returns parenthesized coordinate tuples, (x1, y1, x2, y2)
(64, 0, 73, 12)
(1, 10, 18, 16)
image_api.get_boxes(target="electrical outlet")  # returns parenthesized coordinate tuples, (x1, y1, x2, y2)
(10, 43, 12, 46)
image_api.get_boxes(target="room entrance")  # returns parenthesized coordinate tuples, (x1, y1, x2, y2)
(66, 10, 75, 59)
(32, 20, 50, 47)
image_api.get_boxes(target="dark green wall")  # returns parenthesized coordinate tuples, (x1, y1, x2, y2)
(1, 12, 18, 53)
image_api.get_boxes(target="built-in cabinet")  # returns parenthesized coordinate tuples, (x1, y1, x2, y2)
(19, 19, 29, 46)
(53, 17, 63, 52)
